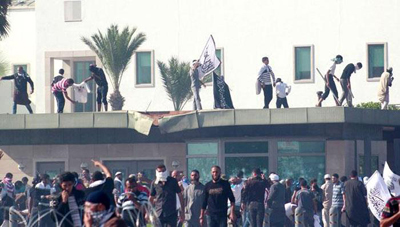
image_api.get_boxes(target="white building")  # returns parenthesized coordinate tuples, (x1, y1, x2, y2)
(1, 0, 399, 114)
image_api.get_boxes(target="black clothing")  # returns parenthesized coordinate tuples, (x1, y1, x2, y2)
(96, 84, 108, 105)
(206, 214, 228, 227)
(262, 85, 273, 109)
(242, 177, 269, 205)
(51, 75, 64, 87)
(159, 212, 178, 227)
(91, 67, 108, 87)
(276, 97, 289, 108)
(52, 188, 85, 227)
(341, 64, 356, 80)
(54, 91, 65, 113)
(248, 201, 264, 227)
(202, 179, 235, 217)
(84, 177, 115, 206)
(2, 72, 34, 106)
(285, 186, 292, 204)
(344, 179, 370, 226)
(267, 182, 286, 226)
(321, 74, 339, 100)
(150, 176, 181, 218)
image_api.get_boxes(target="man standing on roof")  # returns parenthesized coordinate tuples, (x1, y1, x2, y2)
(338, 62, 362, 107)
(84, 64, 109, 111)
(316, 55, 343, 107)
(52, 78, 76, 113)
(190, 60, 206, 111)
(257, 57, 276, 109)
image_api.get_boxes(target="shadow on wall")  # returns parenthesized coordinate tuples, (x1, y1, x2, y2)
(0, 148, 33, 181)
(0, 81, 36, 114)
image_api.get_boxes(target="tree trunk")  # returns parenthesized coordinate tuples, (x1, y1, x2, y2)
(108, 89, 125, 110)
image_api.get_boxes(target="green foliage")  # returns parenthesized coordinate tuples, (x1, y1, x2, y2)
(158, 57, 192, 111)
(0, 0, 11, 40)
(81, 24, 146, 110)
(356, 102, 399, 110)
(0, 52, 8, 75)
(108, 90, 125, 111)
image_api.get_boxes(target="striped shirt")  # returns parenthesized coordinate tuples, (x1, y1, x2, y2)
(68, 196, 81, 227)
(331, 182, 344, 208)
(258, 64, 275, 85)
(52, 78, 69, 93)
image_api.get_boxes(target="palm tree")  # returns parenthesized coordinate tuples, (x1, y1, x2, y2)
(0, 0, 11, 40)
(158, 57, 193, 111)
(81, 24, 146, 110)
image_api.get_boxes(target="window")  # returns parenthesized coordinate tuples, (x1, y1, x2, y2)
(203, 48, 224, 84)
(12, 64, 28, 74)
(187, 142, 218, 183)
(278, 141, 325, 181)
(359, 155, 379, 176)
(224, 141, 268, 179)
(367, 43, 387, 79)
(294, 45, 314, 82)
(135, 51, 154, 86)
(64, 1, 82, 22)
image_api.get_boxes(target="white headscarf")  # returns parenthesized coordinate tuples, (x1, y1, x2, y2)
(155, 169, 169, 184)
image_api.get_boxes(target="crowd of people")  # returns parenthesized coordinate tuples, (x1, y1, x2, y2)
(0, 157, 399, 227)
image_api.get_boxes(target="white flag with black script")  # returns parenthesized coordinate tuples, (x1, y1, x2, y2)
(198, 35, 221, 79)
(366, 170, 392, 221)
(383, 161, 400, 196)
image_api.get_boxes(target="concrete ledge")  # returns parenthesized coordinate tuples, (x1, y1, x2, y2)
(198, 109, 234, 128)
(235, 109, 270, 125)
(25, 114, 59, 129)
(94, 112, 128, 128)
(0, 115, 25, 129)
(270, 108, 307, 124)
(308, 107, 345, 123)
(158, 112, 199, 133)
(60, 113, 94, 128)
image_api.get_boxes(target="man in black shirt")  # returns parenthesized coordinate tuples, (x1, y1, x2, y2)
(149, 164, 184, 227)
(242, 168, 269, 227)
(85, 160, 115, 206)
(0, 66, 34, 114)
(338, 62, 362, 107)
(267, 174, 285, 227)
(84, 64, 109, 111)
(201, 165, 236, 227)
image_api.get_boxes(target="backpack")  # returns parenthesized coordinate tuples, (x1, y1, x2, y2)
(51, 75, 64, 86)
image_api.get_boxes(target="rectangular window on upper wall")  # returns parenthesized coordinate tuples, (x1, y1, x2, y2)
(202, 48, 224, 84)
(367, 43, 387, 80)
(64, 1, 82, 22)
(12, 64, 29, 74)
(135, 51, 154, 87)
(294, 45, 314, 83)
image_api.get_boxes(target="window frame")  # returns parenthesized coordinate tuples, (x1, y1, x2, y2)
(134, 50, 155, 88)
(293, 45, 315, 84)
(12, 63, 30, 74)
(366, 42, 388, 82)
(64, 0, 82, 22)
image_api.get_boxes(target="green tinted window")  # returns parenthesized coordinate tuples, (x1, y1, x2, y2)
(278, 141, 325, 154)
(278, 156, 325, 182)
(225, 157, 268, 179)
(295, 47, 311, 80)
(187, 157, 218, 184)
(13, 64, 28, 74)
(225, 142, 268, 154)
(136, 52, 152, 84)
(187, 143, 218, 155)
(368, 45, 384, 78)
(359, 155, 379, 176)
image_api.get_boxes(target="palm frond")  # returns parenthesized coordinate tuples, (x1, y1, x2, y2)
(0, 0, 11, 40)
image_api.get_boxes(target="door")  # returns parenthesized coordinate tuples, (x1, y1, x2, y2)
(73, 61, 95, 112)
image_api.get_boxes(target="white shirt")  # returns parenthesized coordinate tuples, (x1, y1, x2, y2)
(35, 182, 52, 190)
(276, 82, 291, 98)
(328, 62, 337, 75)
(72, 82, 91, 103)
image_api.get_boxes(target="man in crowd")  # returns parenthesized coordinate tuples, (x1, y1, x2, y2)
(338, 62, 362, 107)
(229, 171, 244, 226)
(84, 64, 109, 111)
(51, 78, 76, 113)
(330, 173, 344, 226)
(380, 194, 400, 227)
(0, 66, 34, 114)
(84, 191, 127, 227)
(184, 170, 205, 227)
(343, 170, 370, 227)
(117, 177, 148, 227)
(316, 55, 343, 107)
(294, 180, 316, 227)
(257, 56, 276, 109)
(320, 174, 333, 227)
(201, 165, 236, 227)
(86, 160, 115, 206)
(275, 78, 291, 108)
(1, 173, 15, 227)
(377, 67, 394, 110)
(284, 178, 293, 204)
(172, 170, 188, 227)
(81, 168, 91, 188)
(114, 172, 124, 204)
(53, 172, 85, 227)
(190, 60, 206, 111)
(137, 172, 152, 189)
(149, 164, 184, 227)
(310, 179, 323, 225)
(267, 173, 285, 227)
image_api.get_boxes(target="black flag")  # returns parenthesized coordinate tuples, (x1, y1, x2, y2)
(213, 72, 234, 109)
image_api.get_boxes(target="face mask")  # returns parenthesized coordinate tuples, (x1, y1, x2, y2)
(155, 170, 169, 184)
(89, 210, 108, 227)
